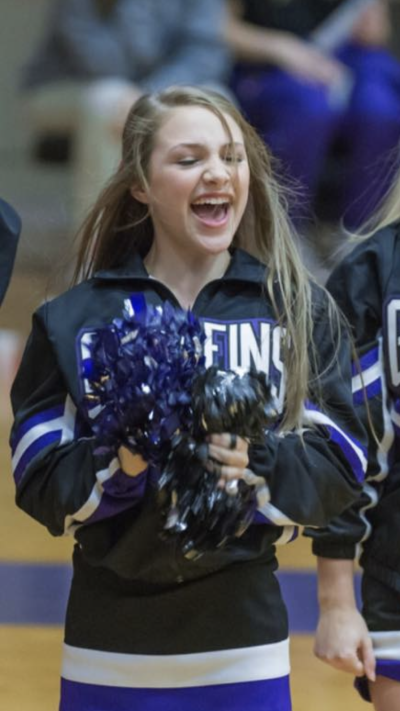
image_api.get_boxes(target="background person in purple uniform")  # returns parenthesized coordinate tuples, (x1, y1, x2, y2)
(305, 166, 400, 709)
(226, 0, 400, 231)
(10, 86, 367, 711)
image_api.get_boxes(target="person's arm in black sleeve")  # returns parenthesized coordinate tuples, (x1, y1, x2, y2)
(248, 292, 367, 528)
(11, 305, 148, 537)
(306, 334, 386, 559)
(305, 233, 387, 556)
(303, 235, 389, 682)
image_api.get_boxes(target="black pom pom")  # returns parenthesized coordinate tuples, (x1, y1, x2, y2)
(192, 367, 278, 438)
(158, 368, 279, 558)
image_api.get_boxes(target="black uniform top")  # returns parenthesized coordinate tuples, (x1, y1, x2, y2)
(308, 224, 400, 593)
(11, 247, 366, 584)
(10, 246, 368, 654)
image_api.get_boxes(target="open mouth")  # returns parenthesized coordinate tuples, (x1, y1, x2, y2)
(191, 197, 231, 227)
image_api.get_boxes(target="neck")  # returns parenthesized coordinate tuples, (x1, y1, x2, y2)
(144, 245, 231, 309)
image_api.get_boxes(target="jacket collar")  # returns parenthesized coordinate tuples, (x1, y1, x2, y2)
(94, 248, 267, 285)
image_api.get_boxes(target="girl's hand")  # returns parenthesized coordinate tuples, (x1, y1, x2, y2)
(206, 433, 249, 491)
(314, 607, 376, 682)
(118, 445, 147, 477)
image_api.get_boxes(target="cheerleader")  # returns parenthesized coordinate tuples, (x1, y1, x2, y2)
(308, 169, 400, 709)
(11, 86, 366, 711)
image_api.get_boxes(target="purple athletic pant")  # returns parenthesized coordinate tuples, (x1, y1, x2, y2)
(231, 43, 400, 228)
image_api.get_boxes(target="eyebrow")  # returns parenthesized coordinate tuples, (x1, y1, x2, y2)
(169, 141, 245, 152)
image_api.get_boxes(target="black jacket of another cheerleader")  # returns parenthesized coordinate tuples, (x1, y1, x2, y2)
(308, 224, 400, 593)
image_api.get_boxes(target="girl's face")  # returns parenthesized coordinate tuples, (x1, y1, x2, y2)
(132, 106, 250, 259)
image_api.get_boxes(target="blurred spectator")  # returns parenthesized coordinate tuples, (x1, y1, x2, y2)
(226, 0, 400, 230)
(22, 0, 231, 225)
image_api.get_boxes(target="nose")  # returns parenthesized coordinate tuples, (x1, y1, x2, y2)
(202, 157, 230, 185)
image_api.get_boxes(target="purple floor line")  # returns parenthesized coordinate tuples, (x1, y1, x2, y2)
(0, 562, 361, 630)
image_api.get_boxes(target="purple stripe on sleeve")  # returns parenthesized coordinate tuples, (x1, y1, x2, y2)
(352, 346, 379, 376)
(102, 467, 147, 497)
(353, 378, 382, 405)
(394, 398, 400, 415)
(253, 510, 274, 525)
(305, 401, 366, 482)
(83, 468, 148, 525)
(326, 426, 365, 483)
(60, 676, 292, 711)
(285, 528, 298, 543)
(11, 404, 65, 454)
(13, 431, 62, 485)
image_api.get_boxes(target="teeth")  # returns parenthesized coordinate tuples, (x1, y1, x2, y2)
(192, 197, 230, 205)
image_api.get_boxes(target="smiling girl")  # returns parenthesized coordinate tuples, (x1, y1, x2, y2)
(10, 86, 366, 711)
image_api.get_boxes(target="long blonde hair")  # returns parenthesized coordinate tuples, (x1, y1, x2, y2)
(73, 85, 339, 430)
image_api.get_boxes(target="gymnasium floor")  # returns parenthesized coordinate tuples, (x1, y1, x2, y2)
(0, 269, 367, 711)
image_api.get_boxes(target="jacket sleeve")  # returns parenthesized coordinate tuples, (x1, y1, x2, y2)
(304, 235, 391, 557)
(249, 294, 367, 529)
(11, 306, 147, 537)
(306, 336, 389, 559)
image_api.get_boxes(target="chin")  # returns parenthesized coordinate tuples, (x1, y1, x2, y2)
(196, 232, 235, 255)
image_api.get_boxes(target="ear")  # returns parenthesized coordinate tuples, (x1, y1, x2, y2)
(130, 184, 149, 204)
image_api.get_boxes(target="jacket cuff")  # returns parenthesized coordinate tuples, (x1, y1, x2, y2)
(247, 440, 275, 483)
(102, 466, 148, 499)
(312, 538, 356, 560)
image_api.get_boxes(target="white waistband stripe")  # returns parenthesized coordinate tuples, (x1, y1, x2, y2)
(370, 631, 400, 660)
(61, 640, 290, 688)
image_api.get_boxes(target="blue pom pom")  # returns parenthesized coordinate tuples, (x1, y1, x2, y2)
(78, 295, 206, 466)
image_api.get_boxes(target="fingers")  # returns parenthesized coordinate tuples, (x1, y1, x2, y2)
(208, 438, 248, 475)
(313, 608, 377, 682)
(209, 433, 248, 452)
(361, 638, 376, 683)
(314, 645, 365, 677)
(206, 433, 249, 485)
(207, 460, 247, 486)
(207, 444, 249, 469)
(314, 640, 376, 680)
